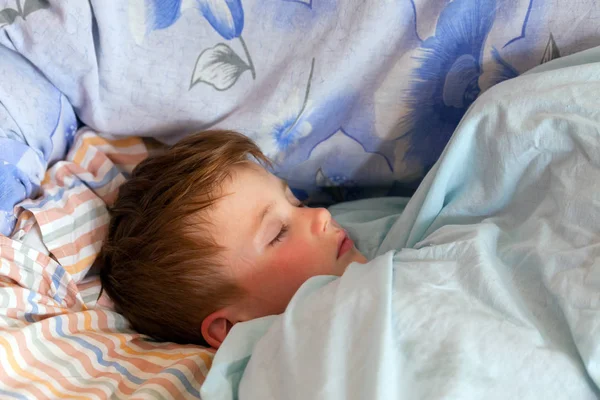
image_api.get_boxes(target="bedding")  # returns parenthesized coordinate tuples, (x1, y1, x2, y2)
(3, 0, 600, 236)
(0, 130, 213, 399)
(200, 47, 600, 399)
(2, 2, 600, 398)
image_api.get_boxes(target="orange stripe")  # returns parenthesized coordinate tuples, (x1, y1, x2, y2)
(87, 328, 212, 365)
(39, 315, 138, 397)
(63, 254, 101, 277)
(79, 335, 205, 398)
(0, 335, 69, 398)
(64, 313, 140, 396)
(84, 312, 175, 371)
(42, 170, 52, 185)
(83, 331, 170, 373)
(95, 312, 212, 363)
(9, 327, 109, 398)
(130, 375, 191, 399)
(140, 357, 207, 396)
(72, 142, 91, 166)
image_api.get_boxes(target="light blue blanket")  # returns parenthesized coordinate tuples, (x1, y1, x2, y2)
(200, 48, 600, 399)
(2, 0, 600, 236)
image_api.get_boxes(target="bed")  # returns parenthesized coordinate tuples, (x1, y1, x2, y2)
(2, 0, 600, 398)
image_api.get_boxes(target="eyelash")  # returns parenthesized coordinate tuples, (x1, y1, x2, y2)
(268, 198, 304, 246)
(270, 224, 289, 246)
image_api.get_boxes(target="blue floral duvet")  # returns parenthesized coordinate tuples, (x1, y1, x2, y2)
(1, 0, 599, 235)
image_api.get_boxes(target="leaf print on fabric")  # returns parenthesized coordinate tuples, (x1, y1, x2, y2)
(132, 0, 254, 90)
(22, 0, 49, 18)
(0, 8, 18, 25)
(540, 33, 560, 64)
(190, 43, 250, 90)
(190, 0, 255, 90)
(0, 0, 49, 27)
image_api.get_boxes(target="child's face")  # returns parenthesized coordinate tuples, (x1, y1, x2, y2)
(211, 163, 367, 320)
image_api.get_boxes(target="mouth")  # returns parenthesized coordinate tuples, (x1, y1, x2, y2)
(337, 231, 354, 259)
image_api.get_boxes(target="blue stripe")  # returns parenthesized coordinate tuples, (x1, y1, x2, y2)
(0, 388, 28, 399)
(54, 319, 201, 396)
(162, 368, 202, 399)
(24, 290, 37, 323)
(55, 319, 145, 385)
(83, 165, 120, 190)
(25, 164, 119, 210)
(26, 181, 83, 209)
(51, 266, 65, 303)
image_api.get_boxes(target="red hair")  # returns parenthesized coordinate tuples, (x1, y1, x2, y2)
(100, 130, 270, 346)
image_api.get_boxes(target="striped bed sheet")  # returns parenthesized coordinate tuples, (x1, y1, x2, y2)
(0, 128, 213, 399)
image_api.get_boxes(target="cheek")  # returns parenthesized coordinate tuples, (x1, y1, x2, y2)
(270, 239, 331, 281)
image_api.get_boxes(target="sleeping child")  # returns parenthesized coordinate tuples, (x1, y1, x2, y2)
(100, 130, 368, 349)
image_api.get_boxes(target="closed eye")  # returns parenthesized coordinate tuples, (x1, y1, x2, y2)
(269, 224, 289, 246)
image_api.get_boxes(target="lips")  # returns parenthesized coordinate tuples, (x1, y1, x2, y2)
(337, 230, 354, 259)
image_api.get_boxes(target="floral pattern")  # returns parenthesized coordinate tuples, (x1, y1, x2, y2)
(399, 0, 510, 171)
(140, 0, 254, 91)
(130, 0, 569, 205)
(125, 0, 573, 205)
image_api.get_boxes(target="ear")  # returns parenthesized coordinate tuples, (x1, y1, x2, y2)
(201, 309, 235, 349)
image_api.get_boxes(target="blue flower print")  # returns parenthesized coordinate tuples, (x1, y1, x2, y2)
(138, 0, 254, 90)
(399, 0, 518, 173)
(146, 0, 182, 30)
(197, 0, 244, 40)
(146, 0, 243, 39)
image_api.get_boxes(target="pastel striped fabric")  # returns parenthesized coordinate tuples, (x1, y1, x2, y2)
(1, 128, 214, 399)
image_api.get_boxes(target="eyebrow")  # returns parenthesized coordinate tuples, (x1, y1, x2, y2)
(256, 180, 289, 228)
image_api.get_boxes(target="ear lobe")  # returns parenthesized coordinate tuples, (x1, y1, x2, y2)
(201, 310, 234, 349)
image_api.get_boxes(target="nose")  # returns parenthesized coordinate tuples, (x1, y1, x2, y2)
(310, 207, 332, 235)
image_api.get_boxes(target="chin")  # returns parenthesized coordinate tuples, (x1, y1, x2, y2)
(339, 250, 367, 273)
(347, 247, 367, 264)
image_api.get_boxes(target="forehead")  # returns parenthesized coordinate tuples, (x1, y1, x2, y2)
(211, 163, 278, 221)
(227, 162, 276, 191)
